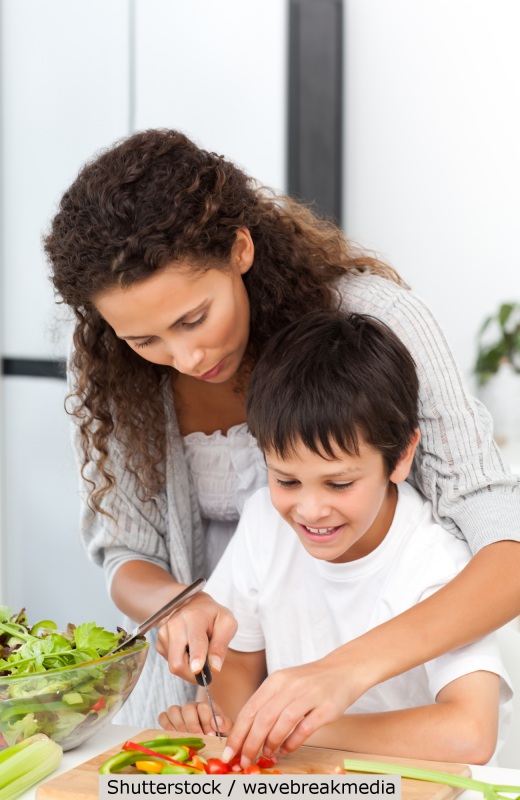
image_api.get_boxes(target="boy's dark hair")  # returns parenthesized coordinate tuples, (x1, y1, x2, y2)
(247, 311, 419, 474)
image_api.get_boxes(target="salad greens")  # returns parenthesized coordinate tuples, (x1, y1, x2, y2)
(0, 607, 130, 675)
(0, 607, 147, 750)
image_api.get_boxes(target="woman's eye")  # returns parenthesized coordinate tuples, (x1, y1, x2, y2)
(183, 312, 207, 329)
(134, 338, 154, 350)
(329, 482, 353, 490)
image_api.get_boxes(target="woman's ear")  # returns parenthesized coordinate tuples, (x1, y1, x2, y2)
(232, 228, 255, 275)
(390, 429, 421, 484)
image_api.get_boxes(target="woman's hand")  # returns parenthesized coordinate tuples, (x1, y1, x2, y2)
(156, 592, 238, 682)
(222, 650, 367, 767)
(159, 700, 233, 737)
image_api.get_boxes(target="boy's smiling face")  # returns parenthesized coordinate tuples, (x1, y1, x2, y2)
(265, 434, 418, 564)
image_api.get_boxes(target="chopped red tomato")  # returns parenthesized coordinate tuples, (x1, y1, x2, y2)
(257, 754, 279, 768)
(204, 758, 230, 775)
(242, 764, 262, 774)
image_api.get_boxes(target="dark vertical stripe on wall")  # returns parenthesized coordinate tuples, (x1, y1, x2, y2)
(288, 0, 343, 224)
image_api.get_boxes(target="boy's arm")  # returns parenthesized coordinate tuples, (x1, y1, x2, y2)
(159, 648, 267, 735)
(305, 670, 500, 766)
(209, 648, 268, 723)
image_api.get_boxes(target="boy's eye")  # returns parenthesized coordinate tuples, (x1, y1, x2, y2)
(183, 312, 207, 329)
(276, 479, 299, 488)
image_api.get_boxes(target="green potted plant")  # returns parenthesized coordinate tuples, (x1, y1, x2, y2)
(475, 302, 520, 386)
(474, 301, 520, 445)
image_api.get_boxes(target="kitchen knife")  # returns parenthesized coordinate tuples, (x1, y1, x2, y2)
(195, 658, 222, 739)
(106, 578, 207, 656)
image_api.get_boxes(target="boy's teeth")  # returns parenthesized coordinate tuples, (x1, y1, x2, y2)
(307, 526, 335, 534)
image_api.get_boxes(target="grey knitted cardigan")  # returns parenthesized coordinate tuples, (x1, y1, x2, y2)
(79, 273, 520, 728)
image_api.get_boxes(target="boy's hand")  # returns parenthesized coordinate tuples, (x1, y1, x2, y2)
(158, 701, 233, 737)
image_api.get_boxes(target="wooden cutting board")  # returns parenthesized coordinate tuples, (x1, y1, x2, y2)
(36, 728, 472, 800)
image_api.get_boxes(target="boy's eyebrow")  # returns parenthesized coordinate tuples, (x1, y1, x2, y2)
(119, 302, 207, 340)
(265, 462, 364, 478)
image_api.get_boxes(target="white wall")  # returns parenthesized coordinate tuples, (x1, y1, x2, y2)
(0, 0, 131, 627)
(133, 0, 287, 191)
(343, 0, 520, 387)
(343, 1, 520, 768)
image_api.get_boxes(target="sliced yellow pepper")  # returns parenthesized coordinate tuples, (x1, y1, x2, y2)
(135, 760, 164, 774)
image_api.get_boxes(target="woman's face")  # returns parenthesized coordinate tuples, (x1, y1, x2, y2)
(93, 230, 253, 383)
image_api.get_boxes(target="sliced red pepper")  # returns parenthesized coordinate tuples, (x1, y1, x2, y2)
(91, 697, 105, 712)
(182, 746, 200, 760)
(122, 741, 188, 768)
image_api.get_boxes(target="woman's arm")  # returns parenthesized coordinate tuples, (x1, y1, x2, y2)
(223, 539, 520, 764)
(306, 671, 500, 766)
(111, 561, 237, 682)
(343, 274, 520, 553)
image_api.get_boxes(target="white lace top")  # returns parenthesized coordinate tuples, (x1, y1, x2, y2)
(183, 423, 268, 575)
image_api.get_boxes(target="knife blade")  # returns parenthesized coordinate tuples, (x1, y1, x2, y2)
(195, 660, 222, 739)
(107, 578, 207, 656)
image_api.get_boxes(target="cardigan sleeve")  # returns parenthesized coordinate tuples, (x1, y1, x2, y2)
(340, 273, 520, 554)
(76, 432, 172, 591)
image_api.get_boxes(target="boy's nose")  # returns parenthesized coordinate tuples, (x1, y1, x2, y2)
(297, 495, 330, 524)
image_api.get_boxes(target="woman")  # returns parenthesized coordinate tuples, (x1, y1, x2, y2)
(44, 129, 519, 757)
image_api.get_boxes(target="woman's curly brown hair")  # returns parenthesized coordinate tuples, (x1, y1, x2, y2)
(44, 128, 402, 513)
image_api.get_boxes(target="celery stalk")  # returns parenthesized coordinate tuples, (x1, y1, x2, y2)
(0, 735, 62, 800)
(343, 759, 520, 800)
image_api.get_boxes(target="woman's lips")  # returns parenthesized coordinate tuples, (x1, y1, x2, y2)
(196, 358, 226, 380)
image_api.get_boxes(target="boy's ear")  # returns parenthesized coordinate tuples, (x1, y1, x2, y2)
(389, 429, 421, 484)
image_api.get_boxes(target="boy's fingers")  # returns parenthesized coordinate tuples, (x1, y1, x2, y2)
(197, 703, 222, 736)
(158, 705, 187, 731)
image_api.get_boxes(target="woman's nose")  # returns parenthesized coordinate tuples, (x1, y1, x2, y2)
(170, 342, 205, 375)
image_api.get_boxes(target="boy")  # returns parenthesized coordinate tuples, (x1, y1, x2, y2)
(160, 312, 511, 765)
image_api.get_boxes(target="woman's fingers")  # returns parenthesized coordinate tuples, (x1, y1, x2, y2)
(207, 611, 238, 673)
(223, 659, 351, 766)
(155, 592, 237, 681)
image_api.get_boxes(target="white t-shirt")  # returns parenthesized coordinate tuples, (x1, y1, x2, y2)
(207, 482, 512, 753)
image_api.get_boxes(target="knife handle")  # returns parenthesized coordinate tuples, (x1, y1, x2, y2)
(195, 657, 212, 687)
(186, 646, 212, 686)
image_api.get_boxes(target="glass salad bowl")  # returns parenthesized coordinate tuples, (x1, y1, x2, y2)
(0, 643, 148, 751)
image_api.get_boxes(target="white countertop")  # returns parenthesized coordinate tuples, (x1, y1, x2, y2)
(18, 724, 520, 800)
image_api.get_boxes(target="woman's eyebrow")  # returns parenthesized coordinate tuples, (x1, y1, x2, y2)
(119, 303, 207, 339)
